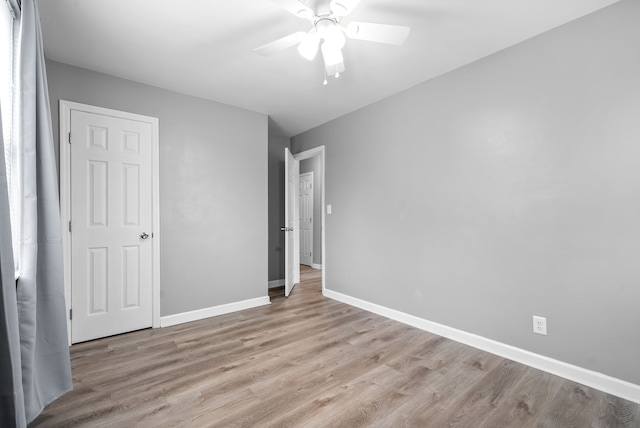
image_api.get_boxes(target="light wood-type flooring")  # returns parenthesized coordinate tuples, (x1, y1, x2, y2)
(31, 266, 640, 427)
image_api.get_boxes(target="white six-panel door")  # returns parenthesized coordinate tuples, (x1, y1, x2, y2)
(70, 109, 154, 343)
(299, 172, 313, 266)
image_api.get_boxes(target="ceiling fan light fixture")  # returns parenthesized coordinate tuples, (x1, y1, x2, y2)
(258, 0, 411, 83)
(297, 32, 320, 60)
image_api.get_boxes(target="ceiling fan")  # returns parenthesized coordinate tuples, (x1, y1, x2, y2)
(255, 0, 411, 84)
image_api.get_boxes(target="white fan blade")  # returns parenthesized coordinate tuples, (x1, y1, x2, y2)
(254, 32, 305, 56)
(330, 0, 363, 16)
(345, 22, 410, 46)
(271, 0, 314, 19)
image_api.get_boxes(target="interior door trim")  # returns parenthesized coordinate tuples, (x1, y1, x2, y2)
(59, 100, 161, 345)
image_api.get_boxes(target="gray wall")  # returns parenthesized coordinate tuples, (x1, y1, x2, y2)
(47, 60, 269, 317)
(268, 135, 288, 281)
(292, 0, 640, 385)
(300, 156, 322, 266)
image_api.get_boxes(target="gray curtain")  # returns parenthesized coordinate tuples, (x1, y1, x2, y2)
(0, 105, 26, 428)
(0, 0, 73, 425)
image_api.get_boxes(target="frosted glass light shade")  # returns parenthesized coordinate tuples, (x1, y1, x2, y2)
(323, 24, 345, 49)
(297, 32, 320, 60)
(321, 42, 343, 67)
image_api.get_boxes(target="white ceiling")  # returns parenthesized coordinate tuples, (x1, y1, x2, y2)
(37, 0, 620, 137)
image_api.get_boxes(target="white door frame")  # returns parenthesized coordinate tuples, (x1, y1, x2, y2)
(59, 100, 161, 344)
(293, 146, 326, 294)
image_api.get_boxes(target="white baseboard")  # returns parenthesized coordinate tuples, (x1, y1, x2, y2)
(311, 263, 322, 270)
(323, 289, 640, 404)
(160, 296, 270, 328)
(268, 279, 285, 289)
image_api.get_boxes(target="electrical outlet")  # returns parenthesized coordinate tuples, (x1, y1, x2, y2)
(533, 316, 547, 335)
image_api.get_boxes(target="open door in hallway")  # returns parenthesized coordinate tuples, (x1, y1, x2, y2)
(283, 147, 300, 296)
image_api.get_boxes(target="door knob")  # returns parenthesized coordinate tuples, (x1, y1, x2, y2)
(140, 232, 149, 239)
(280, 227, 293, 232)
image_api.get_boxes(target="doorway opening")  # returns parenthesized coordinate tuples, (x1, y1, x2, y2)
(273, 145, 325, 299)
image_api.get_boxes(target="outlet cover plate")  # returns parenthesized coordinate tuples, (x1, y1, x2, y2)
(533, 316, 547, 335)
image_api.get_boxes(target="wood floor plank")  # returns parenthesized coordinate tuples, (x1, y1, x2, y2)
(479, 368, 564, 428)
(422, 358, 530, 428)
(539, 382, 604, 427)
(298, 364, 440, 428)
(30, 266, 640, 427)
(593, 394, 640, 428)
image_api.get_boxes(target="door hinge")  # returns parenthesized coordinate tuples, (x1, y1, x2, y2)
(68, 132, 71, 144)
(68, 221, 72, 232)
(310, 217, 312, 223)
(69, 308, 72, 320)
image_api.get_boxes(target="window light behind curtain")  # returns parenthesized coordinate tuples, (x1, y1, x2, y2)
(0, 0, 19, 278)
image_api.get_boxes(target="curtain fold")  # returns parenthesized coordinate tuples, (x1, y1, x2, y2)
(0, 0, 72, 425)
(0, 104, 26, 428)
(17, 0, 72, 422)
